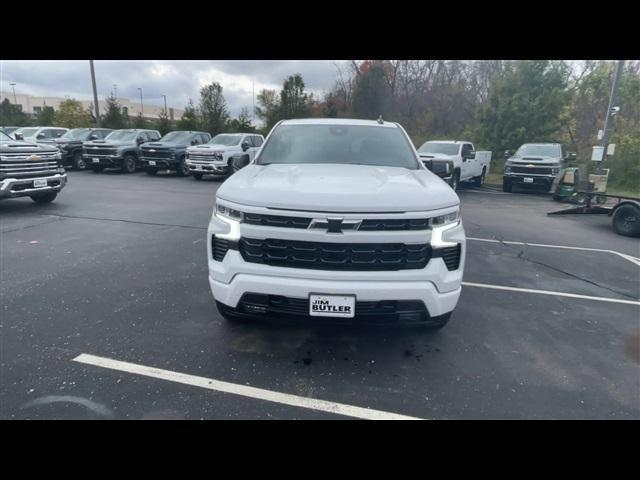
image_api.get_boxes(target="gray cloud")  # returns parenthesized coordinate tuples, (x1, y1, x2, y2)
(0, 60, 344, 118)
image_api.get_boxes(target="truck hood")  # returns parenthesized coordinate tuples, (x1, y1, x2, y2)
(143, 141, 184, 148)
(418, 153, 457, 161)
(1, 139, 60, 154)
(217, 163, 459, 213)
(188, 143, 238, 152)
(83, 140, 132, 148)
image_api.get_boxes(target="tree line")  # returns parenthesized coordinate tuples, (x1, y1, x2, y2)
(2, 61, 637, 190)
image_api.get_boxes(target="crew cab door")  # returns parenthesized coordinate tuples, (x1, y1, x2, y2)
(460, 143, 477, 180)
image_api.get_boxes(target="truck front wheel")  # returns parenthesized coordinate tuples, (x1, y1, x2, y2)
(73, 151, 86, 170)
(193, 172, 204, 181)
(612, 204, 640, 237)
(30, 192, 58, 204)
(451, 171, 460, 191)
(176, 157, 189, 177)
(122, 154, 137, 173)
(502, 177, 512, 193)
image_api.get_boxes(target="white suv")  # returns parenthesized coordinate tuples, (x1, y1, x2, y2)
(186, 132, 264, 180)
(207, 119, 465, 328)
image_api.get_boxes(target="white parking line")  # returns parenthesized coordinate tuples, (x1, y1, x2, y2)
(72, 353, 422, 420)
(462, 281, 640, 306)
(467, 237, 640, 267)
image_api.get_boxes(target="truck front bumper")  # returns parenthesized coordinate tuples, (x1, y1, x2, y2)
(207, 218, 466, 322)
(140, 157, 178, 169)
(504, 174, 555, 187)
(186, 160, 228, 175)
(83, 155, 122, 167)
(0, 173, 67, 199)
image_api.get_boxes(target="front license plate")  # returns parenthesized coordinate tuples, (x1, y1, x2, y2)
(92, 158, 99, 163)
(524, 177, 534, 183)
(33, 178, 47, 188)
(149, 160, 156, 166)
(309, 294, 355, 318)
(195, 165, 202, 170)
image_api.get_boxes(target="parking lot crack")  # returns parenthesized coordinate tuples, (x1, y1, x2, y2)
(43, 214, 206, 230)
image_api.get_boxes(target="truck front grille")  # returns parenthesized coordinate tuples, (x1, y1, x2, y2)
(242, 213, 430, 231)
(188, 153, 223, 162)
(83, 147, 116, 156)
(141, 149, 173, 160)
(0, 152, 60, 178)
(511, 166, 553, 175)
(239, 238, 431, 271)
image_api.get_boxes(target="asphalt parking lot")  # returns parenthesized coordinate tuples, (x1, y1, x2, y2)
(1, 170, 639, 419)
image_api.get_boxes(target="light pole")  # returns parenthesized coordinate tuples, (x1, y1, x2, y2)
(137, 87, 144, 117)
(89, 60, 101, 127)
(113, 84, 118, 99)
(9, 82, 17, 104)
(162, 94, 167, 114)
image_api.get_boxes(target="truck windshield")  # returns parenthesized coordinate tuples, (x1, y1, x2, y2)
(515, 144, 560, 157)
(257, 124, 420, 169)
(209, 134, 242, 146)
(418, 142, 460, 156)
(160, 131, 192, 143)
(15, 128, 40, 137)
(0, 131, 13, 141)
(105, 131, 137, 141)
(61, 129, 91, 140)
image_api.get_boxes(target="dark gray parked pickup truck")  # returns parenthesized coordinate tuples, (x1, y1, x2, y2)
(0, 130, 67, 203)
(83, 129, 161, 173)
(140, 131, 211, 176)
(40, 127, 113, 170)
(503, 143, 575, 193)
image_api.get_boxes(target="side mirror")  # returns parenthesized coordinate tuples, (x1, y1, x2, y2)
(89, 134, 98, 140)
(464, 150, 476, 160)
(191, 139, 198, 145)
(565, 152, 577, 161)
(37, 133, 45, 139)
(14, 132, 24, 141)
(137, 137, 144, 144)
(504, 150, 511, 158)
(230, 153, 251, 172)
(241, 141, 250, 152)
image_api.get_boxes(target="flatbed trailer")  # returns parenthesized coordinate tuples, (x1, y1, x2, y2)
(548, 191, 640, 237)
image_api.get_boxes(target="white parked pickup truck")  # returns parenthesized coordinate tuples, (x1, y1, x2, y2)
(185, 133, 264, 180)
(417, 140, 491, 191)
(207, 118, 465, 329)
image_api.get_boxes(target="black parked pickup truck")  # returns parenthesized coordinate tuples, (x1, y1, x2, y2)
(82, 129, 161, 173)
(40, 127, 113, 170)
(140, 131, 211, 176)
(0, 130, 67, 203)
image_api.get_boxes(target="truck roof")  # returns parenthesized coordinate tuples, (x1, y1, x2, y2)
(280, 118, 398, 129)
(424, 140, 473, 144)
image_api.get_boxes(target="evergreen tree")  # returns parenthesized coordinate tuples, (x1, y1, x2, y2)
(178, 99, 200, 131)
(101, 95, 128, 129)
(199, 82, 229, 135)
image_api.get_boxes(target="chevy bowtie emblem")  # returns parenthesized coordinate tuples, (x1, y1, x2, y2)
(309, 217, 361, 233)
(527, 164, 535, 168)
(149, 149, 156, 152)
(92, 146, 99, 149)
(28, 155, 41, 161)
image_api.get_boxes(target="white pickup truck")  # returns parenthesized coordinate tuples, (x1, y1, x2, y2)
(185, 133, 264, 180)
(417, 140, 491, 191)
(207, 118, 465, 329)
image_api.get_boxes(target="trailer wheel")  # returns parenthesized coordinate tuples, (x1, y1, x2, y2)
(612, 204, 640, 237)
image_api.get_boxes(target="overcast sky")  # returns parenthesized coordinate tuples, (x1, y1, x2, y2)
(0, 60, 345, 117)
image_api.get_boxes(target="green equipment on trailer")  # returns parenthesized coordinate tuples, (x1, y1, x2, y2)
(552, 167, 608, 205)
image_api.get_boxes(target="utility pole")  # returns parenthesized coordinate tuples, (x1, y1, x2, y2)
(113, 84, 118, 99)
(89, 60, 101, 127)
(162, 94, 167, 113)
(252, 80, 255, 122)
(600, 60, 625, 153)
(9, 82, 17, 104)
(137, 87, 144, 117)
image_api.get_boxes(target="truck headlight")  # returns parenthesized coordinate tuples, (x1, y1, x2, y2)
(504, 165, 511, 173)
(55, 152, 62, 160)
(430, 210, 459, 227)
(216, 203, 245, 221)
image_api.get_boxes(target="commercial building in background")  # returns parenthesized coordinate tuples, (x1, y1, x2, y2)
(0, 91, 184, 121)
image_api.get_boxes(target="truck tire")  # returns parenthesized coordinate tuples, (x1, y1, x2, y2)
(91, 166, 104, 173)
(502, 177, 512, 193)
(145, 168, 158, 175)
(30, 192, 58, 204)
(73, 151, 86, 170)
(122, 154, 137, 173)
(473, 168, 486, 187)
(612, 204, 640, 237)
(193, 173, 204, 181)
(451, 171, 460, 191)
(176, 157, 189, 177)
